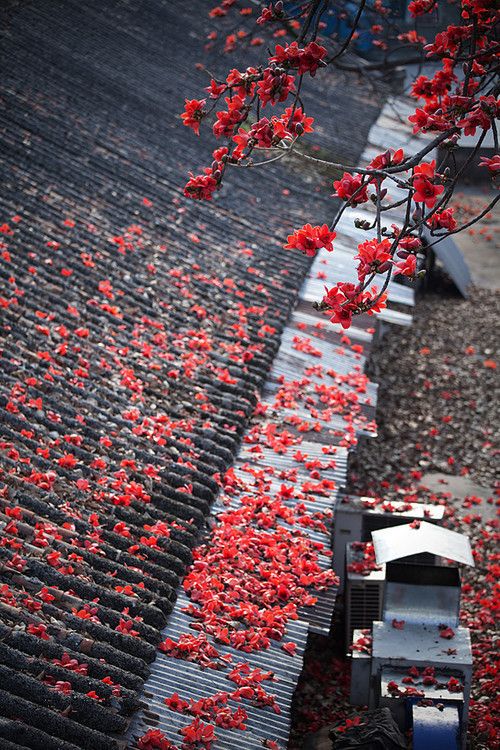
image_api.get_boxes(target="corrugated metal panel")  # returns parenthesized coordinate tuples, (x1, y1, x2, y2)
(126, 89, 429, 750)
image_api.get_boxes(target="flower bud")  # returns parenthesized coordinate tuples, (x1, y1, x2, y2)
(354, 219, 371, 230)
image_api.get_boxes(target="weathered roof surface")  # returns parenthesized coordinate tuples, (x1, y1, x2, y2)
(371, 521, 475, 566)
(0, 1, 384, 748)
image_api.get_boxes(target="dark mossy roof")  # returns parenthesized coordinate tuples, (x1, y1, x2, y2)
(0, 1, 381, 747)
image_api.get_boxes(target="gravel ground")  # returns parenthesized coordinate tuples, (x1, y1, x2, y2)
(352, 274, 499, 491)
(290, 271, 500, 750)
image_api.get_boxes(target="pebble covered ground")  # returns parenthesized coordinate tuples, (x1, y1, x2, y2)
(290, 271, 500, 750)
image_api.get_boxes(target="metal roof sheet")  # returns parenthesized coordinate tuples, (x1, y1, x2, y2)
(371, 521, 475, 566)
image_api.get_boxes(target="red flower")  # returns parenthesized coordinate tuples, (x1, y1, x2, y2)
(137, 729, 176, 750)
(257, 4, 280, 25)
(271, 41, 327, 77)
(181, 99, 206, 136)
(213, 95, 246, 137)
(247, 118, 274, 148)
(281, 106, 314, 136)
(394, 254, 417, 278)
(322, 283, 387, 329)
(205, 80, 226, 99)
(333, 173, 368, 205)
(412, 174, 444, 209)
(355, 238, 392, 280)
(165, 692, 189, 712)
(86, 690, 103, 701)
(368, 148, 404, 170)
(257, 69, 295, 107)
(180, 718, 215, 747)
(408, 107, 448, 133)
(116, 618, 140, 637)
(439, 625, 455, 639)
(479, 155, 500, 175)
(27, 623, 50, 640)
(284, 224, 336, 256)
(184, 172, 218, 201)
(392, 619, 405, 630)
(58, 453, 77, 468)
(408, 0, 435, 17)
(430, 208, 457, 231)
(447, 677, 463, 693)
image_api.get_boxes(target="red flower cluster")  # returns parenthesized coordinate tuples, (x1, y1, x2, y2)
(332, 173, 368, 205)
(408, 0, 436, 17)
(430, 208, 457, 231)
(284, 224, 336, 256)
(257, 2, 284, 25)
(137, 729, 177, 750)
(213, 95, 246, 137)
(368, 148, 404, 171)
(184, 147, 228, 201)
(271, 41, 327, 77)
(346, 542, 382, 576)
(257, 69, 295, 107)
(394, 254, 417, 278)
(322, 283, 388, 329)
(181, 99, 206, 136)
(412, 161, 444, 209)
(355, 238, 392, 280)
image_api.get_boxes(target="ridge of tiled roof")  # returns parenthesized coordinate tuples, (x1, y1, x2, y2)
(0, 1, 383, 748)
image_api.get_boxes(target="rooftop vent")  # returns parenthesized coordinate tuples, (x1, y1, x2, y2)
(333, 497, 444, 592)
(371, 520, 475, 568)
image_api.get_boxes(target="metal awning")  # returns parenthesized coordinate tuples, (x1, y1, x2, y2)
(371, 521, 475, 567)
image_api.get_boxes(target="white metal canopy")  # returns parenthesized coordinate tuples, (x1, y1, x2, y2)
(371, 520, 475, 567)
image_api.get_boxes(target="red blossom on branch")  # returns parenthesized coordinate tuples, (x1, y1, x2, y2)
(332, 173, 369, 205)
(284, 224, 336, 256)
(181, 99, 206, 136)
(271, 41, 327, 77)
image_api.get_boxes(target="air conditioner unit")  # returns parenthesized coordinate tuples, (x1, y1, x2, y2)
(370, 620, 472, 749)
(378, 664, 465, 733)
(361, 523, 475, 750)
(333, 495, 445, 592)
(344, 542, 385, 651)
(349, 628, 372, 707)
